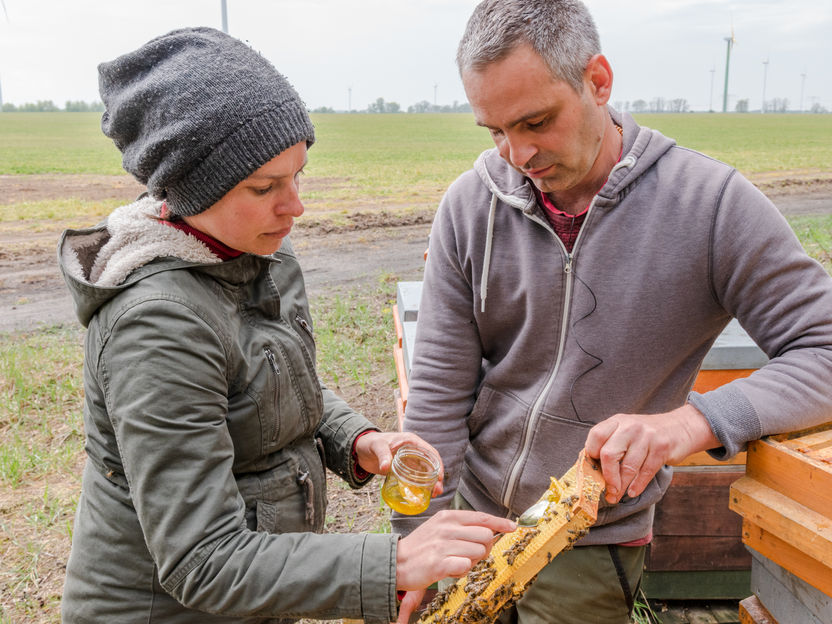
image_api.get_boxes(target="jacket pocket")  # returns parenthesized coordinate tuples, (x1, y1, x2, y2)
(260, 343, 315, 455)
(248, 442, 327, 534)
(255, 500, 278, 532)
(264, 346, 281, 444)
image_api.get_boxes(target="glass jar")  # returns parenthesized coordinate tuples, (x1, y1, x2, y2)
(381, 445, 440, 515)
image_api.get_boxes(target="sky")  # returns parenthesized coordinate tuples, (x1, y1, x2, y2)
(0, 0, 830, 113)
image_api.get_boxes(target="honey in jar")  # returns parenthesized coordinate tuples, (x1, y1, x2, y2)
(381, 445, 440, 515)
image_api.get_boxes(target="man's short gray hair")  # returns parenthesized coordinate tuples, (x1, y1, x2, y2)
(457, 0, 601, 93)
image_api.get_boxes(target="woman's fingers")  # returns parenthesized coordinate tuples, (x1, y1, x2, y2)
(395, 510, 515, 591)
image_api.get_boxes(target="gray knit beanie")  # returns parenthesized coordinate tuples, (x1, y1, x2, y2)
(98, 27, 315, 217)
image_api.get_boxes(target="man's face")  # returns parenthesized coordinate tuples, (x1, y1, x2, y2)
(463, 44, 607, 196)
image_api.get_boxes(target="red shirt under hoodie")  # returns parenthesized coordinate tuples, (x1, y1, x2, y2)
(158, 202, 243, 260)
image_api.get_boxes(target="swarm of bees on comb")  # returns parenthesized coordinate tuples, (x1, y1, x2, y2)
(416, 452, 605, 624)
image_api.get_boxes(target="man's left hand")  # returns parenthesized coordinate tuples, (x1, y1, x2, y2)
(584, 404, 719, 504)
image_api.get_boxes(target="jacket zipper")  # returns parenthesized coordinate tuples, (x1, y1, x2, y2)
(292, 314, 323, 416)
(501, 197, 596, 510)
(264, 346, 280, 442)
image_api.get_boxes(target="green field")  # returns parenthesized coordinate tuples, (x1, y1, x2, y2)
(1, 112, 830, 209)
(0, 112, 123, 175)
(631, 113, 832, 173)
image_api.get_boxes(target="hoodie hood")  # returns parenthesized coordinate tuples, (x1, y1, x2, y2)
(58, 196, 222, 326)
(470, 108, 676, 311)
(472, 108, 676, 211)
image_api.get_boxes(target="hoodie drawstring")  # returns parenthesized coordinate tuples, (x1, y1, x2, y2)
(478, 154, 637, 315)
(481, 193, 498, 313)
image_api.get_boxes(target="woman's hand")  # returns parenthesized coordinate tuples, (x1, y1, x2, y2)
(394, 510, 516, 623)
(354, 431, 445, 496)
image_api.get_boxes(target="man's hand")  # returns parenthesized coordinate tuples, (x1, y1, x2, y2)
(355, 431, 445, 496)
(584, 404, 720, 504)
(395, 510, 516, 622)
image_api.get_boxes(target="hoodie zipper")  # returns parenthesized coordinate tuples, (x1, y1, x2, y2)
(264, 346, 281, 442)
(500, 154, 637, 509)
(501, 197, 595, 510)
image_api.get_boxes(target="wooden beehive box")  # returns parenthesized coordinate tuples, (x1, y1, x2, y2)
(641, 320, 768, 599)
(729, 424, 832, 622)
(642, 462, 752, 600)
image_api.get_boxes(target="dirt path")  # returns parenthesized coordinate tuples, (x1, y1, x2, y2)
(1, 175, 830, 334)
(0, 222, 433, 333)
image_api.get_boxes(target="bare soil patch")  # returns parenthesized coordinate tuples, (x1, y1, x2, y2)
(0, 174, 437, 333)
(0, 173, 354, 205)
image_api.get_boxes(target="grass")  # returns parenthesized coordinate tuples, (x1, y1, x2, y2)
(0, 198, 120, 225)
(312, 277, 399, 393)
(788, 214, 832, 272)
(633, 113, 832, 174)
(305, 113, 493, 206)
(312, 279, 401, 540)
(0, 327, 85, 487)
(0, 113, 123, 175)
(631, 589, 662, 623)
(0, 326, 86, 622)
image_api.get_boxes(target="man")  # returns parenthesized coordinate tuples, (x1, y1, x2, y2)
(393, 1, 832, 622)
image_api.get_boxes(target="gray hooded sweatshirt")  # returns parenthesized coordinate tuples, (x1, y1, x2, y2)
(394, 110, 832, 545)
(59, 197, 398, 623)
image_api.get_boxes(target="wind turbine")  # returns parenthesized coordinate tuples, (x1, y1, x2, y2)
(722, 22, 736, 113)
(709, 65, 716, 112)
(0, 0, 8, 110)
(800, 71, 807, 113)
(221, 0, 228, 34)
(761, 57, 769, 113)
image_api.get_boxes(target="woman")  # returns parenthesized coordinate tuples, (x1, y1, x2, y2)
(59, 27, 512, 624)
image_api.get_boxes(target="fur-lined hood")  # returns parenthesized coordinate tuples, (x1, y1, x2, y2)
(58, 196, 223, 326)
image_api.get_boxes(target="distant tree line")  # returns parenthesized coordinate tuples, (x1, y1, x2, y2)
(309, 99, 473, 114)
(407, 100, 472, 114)
(613, 97, 828, 114)
(760, 98, 827, 114)
(1, 100, 105, 112)
(615, 99, 690, 114)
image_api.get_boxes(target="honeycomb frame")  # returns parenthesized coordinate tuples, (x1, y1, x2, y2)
(417, 452, 605, 624)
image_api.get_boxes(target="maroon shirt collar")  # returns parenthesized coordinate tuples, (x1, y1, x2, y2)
(158, 202, 244, 261)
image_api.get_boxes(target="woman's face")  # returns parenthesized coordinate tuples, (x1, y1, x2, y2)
(184, 141, 308, 255)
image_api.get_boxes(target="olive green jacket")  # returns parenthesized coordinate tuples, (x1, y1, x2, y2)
(58, 198, 398, 623)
